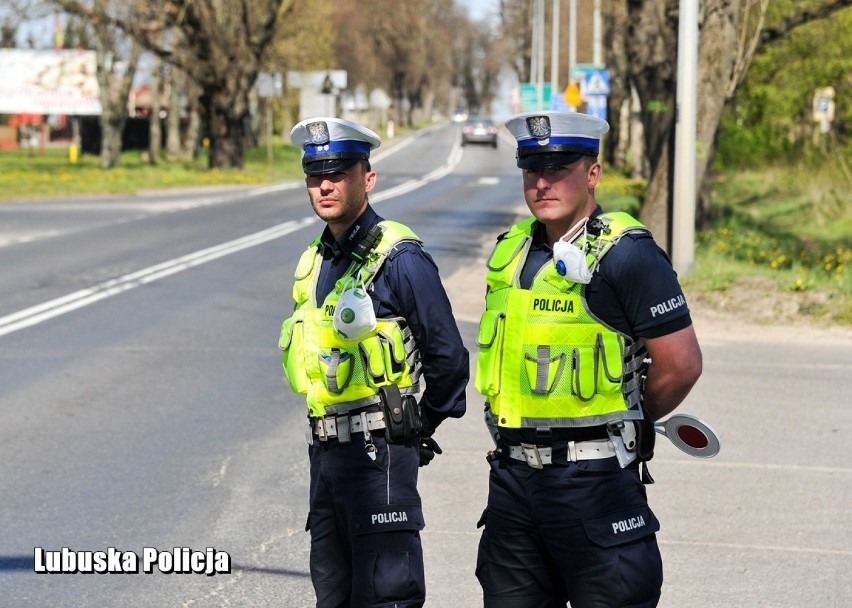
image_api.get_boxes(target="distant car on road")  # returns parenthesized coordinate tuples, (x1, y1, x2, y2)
(460, 116, 498, 148)
(451, 109, 469, 123)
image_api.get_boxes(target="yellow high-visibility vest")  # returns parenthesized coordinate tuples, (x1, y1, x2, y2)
(279, 221, 422, 417)
(475, 213, 648, 429)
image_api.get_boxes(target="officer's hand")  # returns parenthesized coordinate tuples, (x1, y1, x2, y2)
(418, 434, 443, 467)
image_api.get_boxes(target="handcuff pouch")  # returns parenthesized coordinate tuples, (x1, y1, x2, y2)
(380, 385, 421, 443)
(635, 410, 656, 462)
(635, 409, 656, 484)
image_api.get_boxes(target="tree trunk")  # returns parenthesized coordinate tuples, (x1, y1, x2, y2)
(99, 111, 125, 169)
(204, 92, 247, 169)
(93, 26, 140, 169)
(642, 138, 673, 247)
(602, 1, 630, 172)
(624, 0, 679, 250)
(183, 78, 203, 160)
(695, 0, 742, 228)
(148, 57, 162, 165)
(628, 88, 647, 180)
(166, 67, 182, 161)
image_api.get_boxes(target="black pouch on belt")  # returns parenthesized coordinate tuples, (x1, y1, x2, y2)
(635, 410, 656, 462)
(380, 385, 421, 442)
(635, 409, 656, 484)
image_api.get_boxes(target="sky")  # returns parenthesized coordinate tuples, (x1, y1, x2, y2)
(457, 0, 499, 21)
(14, 2, 501, 47)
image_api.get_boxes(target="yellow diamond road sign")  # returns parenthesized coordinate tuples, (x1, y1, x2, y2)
(564, 82, 582, 107)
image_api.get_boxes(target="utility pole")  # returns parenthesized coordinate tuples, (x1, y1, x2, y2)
(672, 0, 698, 275)
(531, 0, 544, 109)
(537, 0, 546, 109)
(593, 0, 602, 66)
(551, 0, 560, 96)
(568, 0, 577, 78)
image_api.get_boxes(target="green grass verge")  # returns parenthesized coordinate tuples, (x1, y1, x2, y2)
(0, 144, 305, 200)
(686, 164, 851, 326)
(598, 164, 851, 327)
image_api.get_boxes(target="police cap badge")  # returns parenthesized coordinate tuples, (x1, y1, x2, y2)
(290, 117, 381, 176)
(505, 111, 610, 169)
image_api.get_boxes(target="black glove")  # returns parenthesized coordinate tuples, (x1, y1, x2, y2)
(418, 434, 443, 467)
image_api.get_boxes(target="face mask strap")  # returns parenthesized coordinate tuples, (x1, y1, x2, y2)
(558, 216, 590, 245)
(553, 217, 595, 283)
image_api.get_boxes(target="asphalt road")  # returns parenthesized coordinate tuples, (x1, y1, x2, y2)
(1, 122, 849, 607)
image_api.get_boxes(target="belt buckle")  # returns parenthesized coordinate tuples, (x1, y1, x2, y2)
(337, 414, 351, 443)
(520, 442, 544, 469)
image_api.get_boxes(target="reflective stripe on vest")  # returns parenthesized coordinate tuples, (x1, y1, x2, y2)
(475, 212, 648, 429)
(279, 221, 423, 417)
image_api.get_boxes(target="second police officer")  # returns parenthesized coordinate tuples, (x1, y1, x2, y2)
(474, 111, 703, 607)
(280, 117, 469, 607)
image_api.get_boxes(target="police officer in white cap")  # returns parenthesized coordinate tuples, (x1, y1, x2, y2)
(473, 111, 703, 607)
(280, 117, 469, 607)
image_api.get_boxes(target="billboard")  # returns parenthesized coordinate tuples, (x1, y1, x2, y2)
(0, 49, 101, 115)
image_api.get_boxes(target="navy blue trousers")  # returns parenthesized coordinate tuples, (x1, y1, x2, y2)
(308, 432, 425, 608)
(476, 453, 663, 608)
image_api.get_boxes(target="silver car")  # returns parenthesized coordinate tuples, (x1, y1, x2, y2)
(461, 116, 498, 148)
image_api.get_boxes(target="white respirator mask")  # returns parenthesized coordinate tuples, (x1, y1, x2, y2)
(333, 279, 377, 340)
(552, 217, 592, 284)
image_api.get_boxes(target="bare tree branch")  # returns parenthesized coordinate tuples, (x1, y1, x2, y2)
(757, 0, 852, 47)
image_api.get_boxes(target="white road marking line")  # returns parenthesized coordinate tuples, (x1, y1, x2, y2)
(0, 218, 316, 337)
(0, 137, 466, 338)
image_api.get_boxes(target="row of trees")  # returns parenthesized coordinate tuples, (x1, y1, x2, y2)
(497, 0, 850, 244)
(3, 0, 500, 169)
(2, 0, 849, 244)
(597, 0, 851, 244)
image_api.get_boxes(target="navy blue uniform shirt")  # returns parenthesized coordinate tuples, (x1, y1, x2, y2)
(315, 205, 468, 433)
(518, 206, 692, 339)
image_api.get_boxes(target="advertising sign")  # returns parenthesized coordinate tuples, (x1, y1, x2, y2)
(0, 49, 101, 115)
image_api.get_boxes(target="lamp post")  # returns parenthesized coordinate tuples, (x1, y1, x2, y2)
(672, 0, 698, 275)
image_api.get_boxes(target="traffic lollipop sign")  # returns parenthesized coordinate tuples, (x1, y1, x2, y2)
(654, 414, 720, 458)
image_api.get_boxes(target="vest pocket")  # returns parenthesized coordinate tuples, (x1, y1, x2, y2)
(378, 331, 407, 383)
(355, 332, 408, 388)
(524, 345, 567, 395)
(571, 333, 624, 400)
(572, 347, 597, 401)
(360, 334, 388, 386)
(279, 316, 309, 393)
(318, 348, 355, 394)
(475, 310, 505, 397)
(595, 333, 623, 394)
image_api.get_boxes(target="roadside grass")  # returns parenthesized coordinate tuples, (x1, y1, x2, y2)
(598, 163, 851, 327)
(1, 144, 849, 327)
(0, 144, 304, 200)
(683, 164, 852, 327)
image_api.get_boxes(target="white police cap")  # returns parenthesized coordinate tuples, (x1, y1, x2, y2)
(289, 117, 381, 176)
(505, 111, 609, 169)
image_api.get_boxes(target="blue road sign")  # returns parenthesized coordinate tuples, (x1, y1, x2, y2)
(583, 69, 610, 96)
